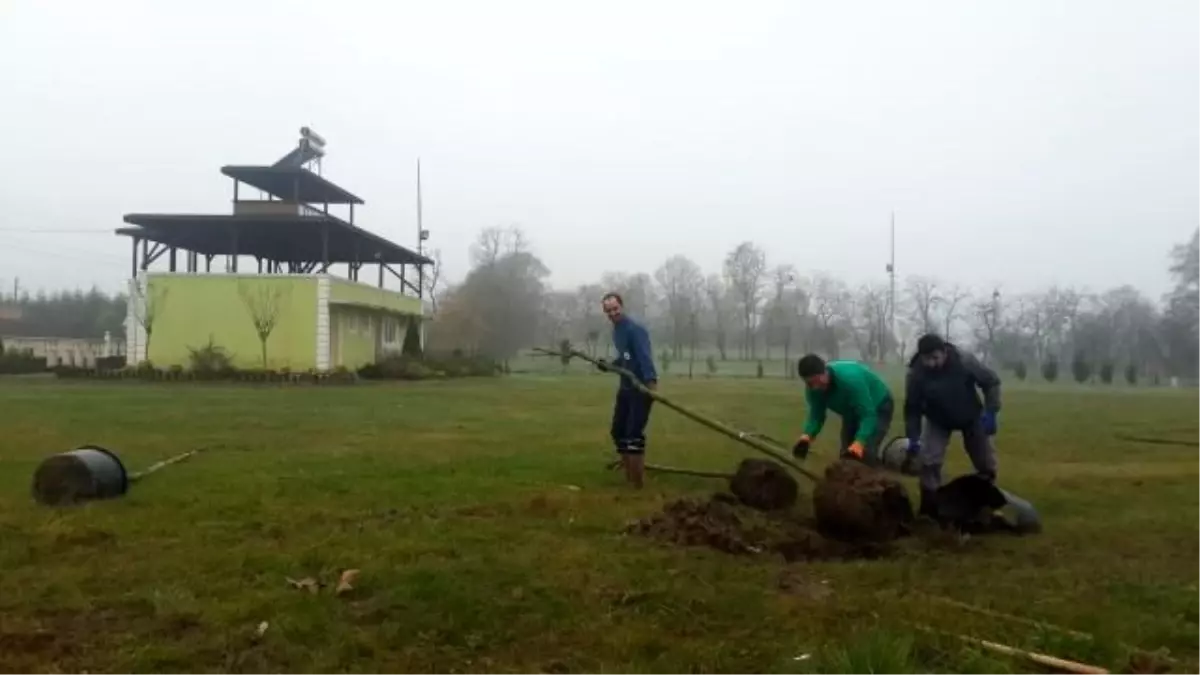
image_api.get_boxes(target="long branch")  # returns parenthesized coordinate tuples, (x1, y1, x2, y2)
(532, 347, 820, 483)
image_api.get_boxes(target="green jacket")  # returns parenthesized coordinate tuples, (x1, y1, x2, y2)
(802, 360, 893, 444)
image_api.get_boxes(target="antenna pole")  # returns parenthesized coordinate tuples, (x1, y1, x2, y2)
(888, 211, 896, 362)
(416, 158, 424, 257)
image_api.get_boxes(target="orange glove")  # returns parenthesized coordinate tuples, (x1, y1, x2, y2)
(847, 441, 865, 459)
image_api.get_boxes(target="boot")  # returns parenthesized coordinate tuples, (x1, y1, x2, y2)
(919, 488, 940, 521)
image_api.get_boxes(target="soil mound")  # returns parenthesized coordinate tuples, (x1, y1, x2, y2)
(811, 460, 914, 543)
(728, 458, 798, 511)
(627, 491, 894, 561)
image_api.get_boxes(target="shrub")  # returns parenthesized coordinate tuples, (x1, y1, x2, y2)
(0, 347, 44, 374)
(1012, 361, 1027, 381)
(706, 354, 718, 375)
(358, 352, 499, 381)
(1041, 358, 1059, 382)
(1071, 353, 1092, 384)
(187, 337, 234, 377)
(755, 360, 764, 378)
(96, 355, 126, 370)
(1124, 363, 1138, 385)
(1099, 361, 1114, 384)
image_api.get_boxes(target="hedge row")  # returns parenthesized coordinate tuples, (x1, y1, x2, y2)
(51, 354, 500, 384)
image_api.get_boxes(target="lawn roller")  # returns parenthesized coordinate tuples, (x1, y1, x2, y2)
(31, 445, 206, 506)
(880, 435, 1042, 534)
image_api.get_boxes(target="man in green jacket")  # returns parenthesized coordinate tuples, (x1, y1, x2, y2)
(792, 354, 895, 463)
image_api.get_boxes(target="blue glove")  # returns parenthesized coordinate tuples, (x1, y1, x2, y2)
(907, 438, 921, 455)
(981, 410, 998, 436)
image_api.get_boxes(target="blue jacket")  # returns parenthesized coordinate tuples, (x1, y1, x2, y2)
(612, 317, 657, 389)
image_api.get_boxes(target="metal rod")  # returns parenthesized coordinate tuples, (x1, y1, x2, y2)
(128, 448, 204, 483)
(532, 347, 820, 483)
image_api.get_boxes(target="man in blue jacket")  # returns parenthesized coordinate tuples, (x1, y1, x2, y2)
(904, 333, 1002, 518)
(597, 292, 657, 489)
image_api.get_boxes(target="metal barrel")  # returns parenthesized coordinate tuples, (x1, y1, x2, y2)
(880, 436, 919, 476)
(996, 487, 1042, 534)
(32, 445, 129, 506)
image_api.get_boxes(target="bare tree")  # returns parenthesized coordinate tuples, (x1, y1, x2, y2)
(238, 280, 291, 368)
(905, 276, 941, 335)
(655, 255, 704, 359)
(704, 274, 732, 360)
(810, 273, 849, 357)
(130, 280, 168, 363)
(723, 242, 767, 359)
(971, 290, 1001, 364)
(940, 284, 971, 340)
(469, 225, 526, 267)
(422, 249, 443, 314)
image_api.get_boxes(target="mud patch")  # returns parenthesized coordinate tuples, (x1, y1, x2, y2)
(728, 459, 798, 511)
(626, 493, 895, 561)
(812, 460, 914, 543)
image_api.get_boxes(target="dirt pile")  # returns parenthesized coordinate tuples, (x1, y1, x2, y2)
(812, 459, 914, 542)
(728, 458, 798, 511)
(626, 492, 894, 561)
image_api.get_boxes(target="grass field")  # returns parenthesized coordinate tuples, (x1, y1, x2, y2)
(0, 374, 1196, 673)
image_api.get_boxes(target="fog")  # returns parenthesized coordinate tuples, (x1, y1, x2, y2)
(0, 0, 1196, 298)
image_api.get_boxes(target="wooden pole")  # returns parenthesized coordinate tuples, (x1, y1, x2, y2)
(645, 463, 733, 479)
(913, 624, 1109, 674)
(532, 347, 821, 483)
(129, 448, 204, 482)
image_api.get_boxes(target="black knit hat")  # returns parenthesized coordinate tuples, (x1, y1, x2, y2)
(797, 354, 827, 378)
(916, 333, 947, 356)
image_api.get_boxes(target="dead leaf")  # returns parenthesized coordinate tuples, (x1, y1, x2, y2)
(565, 485, 582, 491)
(255, 621, 269, 638)
(336, 569, 360, 595)
(286, 577, 321, 594)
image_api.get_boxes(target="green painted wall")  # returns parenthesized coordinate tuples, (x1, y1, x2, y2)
(330, 306, 377, 370)
(328, 278, 423, 315)
(146, 275, 317, 370)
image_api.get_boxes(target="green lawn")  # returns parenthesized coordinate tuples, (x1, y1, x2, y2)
(0, 375, 1196, 673)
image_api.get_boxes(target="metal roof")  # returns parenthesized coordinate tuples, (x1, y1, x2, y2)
(118, 213, 431, 266)
(220, 165, 365, 205)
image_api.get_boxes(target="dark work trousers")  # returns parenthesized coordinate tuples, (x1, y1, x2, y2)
(918, 418, 997, 492)
(611, 388, 654, 455)
(838, 396, 894, 464)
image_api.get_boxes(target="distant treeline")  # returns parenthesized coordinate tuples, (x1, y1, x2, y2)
(0, 288, 126, 339)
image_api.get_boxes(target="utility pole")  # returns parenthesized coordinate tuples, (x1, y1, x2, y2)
(886, 211, 896, 362)
(416, 158, 424, 258)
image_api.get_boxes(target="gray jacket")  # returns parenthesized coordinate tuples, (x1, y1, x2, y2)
(904, 344, 1001, 437)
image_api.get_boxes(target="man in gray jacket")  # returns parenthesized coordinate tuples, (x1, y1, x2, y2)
(903, 334, 1002, 518)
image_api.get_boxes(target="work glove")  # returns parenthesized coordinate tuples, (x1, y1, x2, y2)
(981, 410, 998, 436)
(792, 434, 812, 460)
(846, 441, 866, 461)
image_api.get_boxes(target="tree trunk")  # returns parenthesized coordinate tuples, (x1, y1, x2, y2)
(261, 338, 268, 368)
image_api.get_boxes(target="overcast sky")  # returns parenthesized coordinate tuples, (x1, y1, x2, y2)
(1, 0, 1196, 299)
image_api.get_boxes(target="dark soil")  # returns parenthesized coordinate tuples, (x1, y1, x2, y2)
(811, 459, 914, 542)
(626, 492, 895, 562)
(728, 458, 798, 511)
(32, 456, 96, 506)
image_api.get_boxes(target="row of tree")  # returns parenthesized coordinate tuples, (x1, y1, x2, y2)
(429, 226, 1200, 380)
(0, 288, 126, 339)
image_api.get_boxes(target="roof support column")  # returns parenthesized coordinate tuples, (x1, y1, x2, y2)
(320, 223, 330, 273)
(141, 239, 149, 272)
(131, 236, 140, 278)
(169, 247, 177, 272)
(378, 261, 384, 288)
(230, 229, 239, 273)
